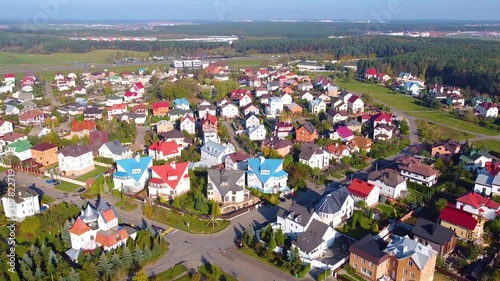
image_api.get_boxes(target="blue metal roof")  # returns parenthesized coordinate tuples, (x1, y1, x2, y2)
(115, 156, 152, 182)
(247, 158, 287, 184)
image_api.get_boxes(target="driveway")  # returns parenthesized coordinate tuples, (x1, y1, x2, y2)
(131, 126, 148, 152)
(44, 80, 61, 108)
(222, 120, 245, 152)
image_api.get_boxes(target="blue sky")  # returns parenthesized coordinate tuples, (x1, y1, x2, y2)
(1, 0, 498, 21)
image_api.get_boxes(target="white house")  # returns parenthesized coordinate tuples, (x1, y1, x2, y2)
(197, 104, 217, 120)
(315, 187, 354, 227)
(473, 174, 500, 197)
(0, 120, 14, 137)
(309, 99, 327, 114)
(327, 110, 349, 124)
(455, 192, 500, 221)
(265, 97, 284, 117)
(460, 150, 494, 172)
(5, 140, 32, 161)
(148, 140, 182, 161)
(149, 162, 190, 199)
(247, 125, 267, 141)
(367, 169, 407, 199)
(300, 91, 314, 102)
(206, 169, 249, 205)
(238, 93, 253, 108)
(298, 143, 330, 170)
(347, 179, 380, 207)
(180, 115, 196, 135)
(224, 151, 250, 171)
(277, 203, 320, 235)
(197, 141, 235, 168)
(244, 114, 261, 129)
(98, 140, 133, 161)
(399, 162, 439, 187)
(220, 103, 239, 119)
(347, 95, 364, 113)
(58, 145, 95, 177)
(1, 188, 40, 221)
(291, 219, 337, 260)
(280, 93, 293, 106)
(476, 102, 498, 118)
(113, 155, 153, 194)
(373, 124, 394, 140)
(247, 157, 289, 194)
(298, 82, 314, 92)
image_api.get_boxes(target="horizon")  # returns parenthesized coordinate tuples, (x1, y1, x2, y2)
(0, 0, 499, 22)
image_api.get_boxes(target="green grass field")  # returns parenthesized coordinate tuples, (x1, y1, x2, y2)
(417, 121, 475, 141)
(75, 166, 109, 182)
(473, 140, 500, 154)
(0, 50, 149, 67)
(55, 181, 81, 193)
(152, 264, 188, 280)
(227, 59, 263, 67)
(414, 112, 498, 136)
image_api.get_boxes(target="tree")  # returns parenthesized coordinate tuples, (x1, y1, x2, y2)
(371, 222, 379, 233)
(143, 202, 154, 218)
(210, 201, 221, 217)
(173, 196, 181, 208)
(132, 268, 149, 281)
(399, 119, 410, 135)
(267, 236, 277, 256)
(20, 216, 41, 238)
(275, 228, 285, 246)
(191, 272, 203, 281)
(211, 264, 222, 281)
(434, 198, 448, 213)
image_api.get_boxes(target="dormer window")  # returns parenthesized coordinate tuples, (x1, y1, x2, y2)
(132, 169, 141, 174)
(261, 170, 269, 175)
(168, 176, 178, 181)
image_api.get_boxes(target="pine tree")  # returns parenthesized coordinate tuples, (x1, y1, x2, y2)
(132, 268, 149, 281)
(97, 253, 111, 277)
(211, 264, 222, 281)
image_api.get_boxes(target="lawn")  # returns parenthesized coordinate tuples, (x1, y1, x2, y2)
(416, 120, 474, 141)
(376, 203, 398, 218)
(227, 59, 263, 67)
(115, 198, 139, 211)
(150, 206, 230, 234)
(433, 272, 454, 281)
(41, 194, 56, 204)
(151, 264, 188, 280)
(473, 140, 500, 154)
(75, 166, 109, 182)
(412, 112, 498, 136)
(55, 181, 81, 193)
(0, 49, 149, 67)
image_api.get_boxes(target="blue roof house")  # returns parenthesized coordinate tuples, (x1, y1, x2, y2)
(173, 98, 190, 110)
(247, 157, 289, 194)
(113, 155, 153, 194)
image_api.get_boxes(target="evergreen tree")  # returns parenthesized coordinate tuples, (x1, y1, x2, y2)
(97, 253, 111, 277)
(211, 264, 222, 281)
(132, 268, 149, 281)
(275, 228, 285, 246)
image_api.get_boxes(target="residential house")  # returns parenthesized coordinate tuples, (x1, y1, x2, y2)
(315, 187, 354, 227)
(439, 205, 484, 242)
(247, 125, 267, 141)
(179, 115, 196, 135)
(261, 137, 293, 157)
(431, 140, 461, 159)
(274, 122, 294, 139)
(123, 91, 142, 103)
(148, 140, 181, 161)
(298, 82, 314, 92)
(83, 107, 103, 120)
(287, 102, 303, 115)
(198, 104, 217, 120)
(5, 105, 20, 115)
(197, 141, 235, 168)
(203, 129, 220, 144)
(202, 114, 218, 132)
(317, 93, 331, 103)
(300, 91, 314, 102)
(131, 104, 148, 116)
(156, 120, 175, 134)
(477, 161, 500, 177)
(348, 179, 380, 207)
(365, 68, 378, 79)
(238, 92, 253, 108)
(113, 155, 153, 194)
(455, 192, 500, 220)
(241, 104, 260, 116)
(173, 98, 190, 110)
(347, 95, 364, 113)
(3, 73, 15, 84)
(0, 120, 14, 137)
(71, 120, 97, 138)
(247, 157, 289, 194)
(130, 82, 145, 95)
(327, 109, 349, 124)
(244, 113, 261, 129)
(98, 140, 133, 161)
(280, 93, 293, 106)
(255, 87, 268, 97)
(2, 132, 27, 144)
(149, 162, 190, 199)
(376, 73, 391, 82)
(152, 101, 170, 116)
(31, 142, 58, 166)
(309, 99, 327, 114)
(474, 174, 500, 196)
(367, 169, 407, 199)
(372, 112, 392, 127)
(276, 203, 320, 236)
(296, 122, 318, 142)
(346, 120, 362, 133)
(265, 97, 284, 117)
(58, 144, 95, 176)
(330, 126, 354, 143)
(398, 72, 413, 82)
(159, 129, 191, 149)
(220, 103, 239, 120)
(19, 109, 44, 126)
(332, 100, 349, 112)
(397, 157, 439, 187)
(349, 235, 389, 281)
(373, 124, 394, 140)
(411, 218, 456, 258)
(298, 143, 330, 170)
(6, 140, 33, 161)
(476, 102, 498, 118)
(105, 95, 122, 106)
(326, 143, 350, 161)
(107, 103, 128, 119)
(267, 81, 280, 91)
(1, 188, 40, 221)
(89, 130, 110, 154)
(291, 219, 337, 260)
(207, 169, 251, 210)
(459, 150, 494, 172)
(225, 151, 251, 170)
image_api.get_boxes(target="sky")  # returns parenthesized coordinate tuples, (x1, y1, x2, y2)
(0, 0, 499, 21)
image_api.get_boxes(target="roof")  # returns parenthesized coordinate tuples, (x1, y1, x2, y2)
(83, 107, 102, 115)
(95, 228, 129, 248)
(315, 187, 352, 214)
(299, 143, 324, 161)
(131, 104, 148, 113)
(478, 102, 498, 111)
(347, 94, 360, 103)
(300, 122, 316, 134)
(348, 179, 376, 199)
(366, 68, 378, 75)
(411, 218, 455, 245)
(349, 136, 373, 150)
(71, 120, 97, 132)
(326, 143, 349, 155)
(384, 235, 436, 270)
(373, 112, 392, 122)
(69, 217, 91, 236)
(173, 98, 189, 106)
(150, 162, 189, 190)
(19, 109, 44, 120)
(6, 139, 32, 152)
(89, 130, 109, 152)
(31, 142, 57, 152)
(207, 169, 246, 197)
(201, 140, 235, 157)
(336, 126, 354, 139)
(367, 169, 405, 188)
(160, 129, 185, 140)
(148, 140, 180, 156)
(2, 132, 26, 142)
(102, 140, 130, 156)
(292, 228, 325, 253)
(277, 203, 315, 227)
(349, 234, 388, 264)
(59, 144, 93, 157)
(262, 137, 293, 150)
(3, 188, 38, 204)
(100, 208, 117, 223)
(115, 156, 153, 182)
(399, 163, 439, 177)
(247, 157, 287, 184)
(456, 192, 500, 210)
(152, 101, 170, 109)
(227, 151, 251, 163)
(439, 206, 478, 230)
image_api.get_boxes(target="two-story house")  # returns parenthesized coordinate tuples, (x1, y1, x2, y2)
(298, 143, 330, 170)
(149, 162, 190, 200)
(276, 203, 320, 236)
(367, 169, 407, 199)
(113, 155, 153, 194)
(247, 157, 289, 194)
(476, 102, 498, 118)
(460, 150, 494, 172)
(19, 109, 44, 126)
(196, 141, 235, 168)
(315, 187, 354, 227)
(309, 99, 326, 114)
(0, 120, 14, 137)
(6, 140, 33, 161)
(439, 205, 484, 242)
(225, 151, 251, 170)
(473, 174, 500, 196)
(1, 188, 40, 221)
(397, 157, 439, 187)
(291, 219, 337, 260)
(347, 95, 364, 113)
(347, 179, 380, 207)
(152, 101, 170, 116)
(411, 218, 456, 258)
(455, 192, 500, 221)
(98, 140, 133, 161)
(179, 115, 196, 135)
(148, 140, 182, 161)
(296, 122, 318, 142)
(206, 169, 251, 211)
(58, 144, 95, 176)
(31, 142, 58, 166)
(265, 97, 284, 118)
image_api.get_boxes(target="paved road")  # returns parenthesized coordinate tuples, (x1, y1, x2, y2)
(222, 120, 245, 152)
(45, 80, 61, 108)
(131, 126, 148, 152)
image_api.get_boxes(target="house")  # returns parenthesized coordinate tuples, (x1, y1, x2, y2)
(367, 169, 407, 199)
(287, 102, 303, 115)
(156, 120, 175, 134)
(327, 109, 349, 124)
(98, 140, 133, 161)
(207, 169, 251, 210)
(261, 137, 293, 157)
(315, 187, 354, 227)
(149, 162, 190, 199)
(31, 142, 58, 166)
(255, 87, 268, 97)
(273, 122, 294, 139)
(65, 199, 137, 260)
(296, 122, 318, 142)
(15, 92, 34, 102)
(247, 157, 289, 194)
(89, 130, 110, 154)
(71, 120, 97, 138)
(347, 95, 364, 113)
(248, 76, 261, 87)
(376, 73, 391, 82)
(474, 174, 500, 197)
(365, 68, 378, 79)
(397, 157, 440, 187)
(459, 150, 494, 172)
(159, 129, 192, 149)
(173, 98, 190, 110)
(346, 120, 362, 133)
(411, 218, 456, 258)
(280, 93, 293, 106)
(203, 129, 220, 144)
(5, 105, 20, 115)
(291, 219, 337, 260)
(83, 107, 103, 120)
(247, 125, 267, 141)
(309, 99, 326, 114)
(0, 120, 14, 137)
(349, 235, 389, 281)
(330, 126, 354, 143)
(347, 179, 380, 207)
(148, 140, 181, 161)
(455, 192, 500, 220)
(73, 87, 87, 96)
(300, 91, 314, 102)
(131, 104, 148, 116)
(478, 161, 500, 177)
(265, 97, 284, 117)
(19, 109, 45, 126)
(179, 115, 196, 135)
(105, 95, 122, 107)
(58, 145, 95, 176)
(405, 81, 422, 96)
(241, 104, 260, 116)
(439, 205, 484, 242)
(317, 93, 331, 103)
(202, 114, 218, 132)
(238, 92, 253, 108)
(298, 82, 314, 92)
(197, 141, 235, 168)
(398, 72, 413, 82)
(298, 143, 330, 170)
(326, 143, 351, 161)
(3, 73, 15, 84)
(225, 151, 251, 170)
(2, 132, 27, 144)
(476, 102, 498, 118)
(152, 101, 170, 116)
(431, 140, 461, 159)
(6, 140, 33, 161)
(372, 112, 392, 127)
(244, 113, 261, 129)
(107, 103, 128, 119)
(1, 188, 40, 221)
(373, 124, 394, 140)
(220, 103, 239, 119)
(198, 104, 217, 120)
(267, 81, 280, 91)
(168, 108, 191, 122)
(130, 82, 145, 95)
(276, 203, 320, 236)
(113, 155, 153, 194)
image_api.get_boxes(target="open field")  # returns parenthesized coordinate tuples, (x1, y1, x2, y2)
(414, 112, 499, 136)
(473, 140, 500, 154)
(0, 50, 149, 67)
(55, 181, 81, 193)
(416, 121, 475, 141)
(227, 59, 264, 67)
(75, 165, 109, 182)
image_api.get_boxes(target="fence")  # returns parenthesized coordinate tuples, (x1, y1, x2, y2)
(12, 164, 43, 175)
(42, 172, 86, 187)
(435, 267, 469, 281)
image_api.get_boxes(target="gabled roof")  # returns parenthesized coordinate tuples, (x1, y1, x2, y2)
(71, 120, 96, 132)
(69, 217, 91, 236)
(150, 162, 189, 190)
(456, 192, 500, 210)
(366, 68, 378, 75)
(247, 157, 287, 184)
(152, 101, 170, 109)
(399, 163, 439, 177)
(350, 234, 388, 264)
(367, 169, 405, 187)
(2, 132, 26, 142)
(411, 218, 455, 245)
(227, 151, 251, 163)
(115, 156, 153, 182)
(300, 122, 316, 134)
(292, 219, 330, 253)
(277, 203, 315, 227)
(59, 144, 92, 157)
(148, 140, 180, 156)
(336, 126, 354, 139)
(348, 179, 376, 199)
(384, 235, 436, 271)
(160, 129, 185, 140)
(207, 169, 246, 197)
(315, 187, 352, 214)
(326, 143, 349, 155)
(31, 142, 57, 152)
(439, 206, 478, 230)
(298, 143, 324, 161)
(102, 140, 130, 156)
(100, 208, 117, 223)
(262, 137, 293, 150)
(347, 94, 360, 103)
(373, 112, 392, 122)
(201, 140, 234, 157)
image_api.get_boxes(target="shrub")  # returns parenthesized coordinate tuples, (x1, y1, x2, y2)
(297, 263, 311, 279)
(317, 269, 331, 281)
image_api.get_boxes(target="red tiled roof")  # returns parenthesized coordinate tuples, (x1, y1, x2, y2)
(101, 208, 117, 223)
(439, 206, 478, 230)
(399, 163, 439, 177)
(149, 140, 180, 156)
(72, 120, 97, 132)
(457, 192, 500, 210)
(366, 68, 377, 75)
(348, 179, 376, 198)
(373, 112, 392, 122)
(19, 109, 44, 120)
(108, 103, 127, 110)
(69, 217, 91, 236)
(326, 144, 349, 155)
(484, 161, 500, 176)
(151, 162, 189, 190)
(203, 113, 218, 125)
(152, 101, 170, 110)
(133, 82, 144, 89)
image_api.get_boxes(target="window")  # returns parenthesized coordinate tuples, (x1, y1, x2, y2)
(354, 254, 357, 260)
(408, 260, 413, 267)
(361, 267, 372, 277)
(369, 262, 373, 267)
(361, 258, 365, 263)
(403, 269, 407, 274)
(410, 272, 414, 278)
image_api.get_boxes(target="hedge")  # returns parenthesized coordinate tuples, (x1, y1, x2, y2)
(297, 263, 311, 279)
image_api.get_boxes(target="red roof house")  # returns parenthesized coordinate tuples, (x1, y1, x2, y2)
(152, 101, 170, 116)
(365, 68, 378, 79)
(440, 206, 478, 231)
(149, 162, 190, 199)
(348, 179, 380, 207)
(69, 217, 91, 236)
(148, 140, 181, 161)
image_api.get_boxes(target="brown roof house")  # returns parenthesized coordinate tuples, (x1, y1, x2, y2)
(31, 142, 58, 166)
(58, 144, 95, 176)
(431, 139, 461, 159)
(411, 218, 456, 258)
(261, 137, 293, 157)
(397, 156, 440, 187)
(295, 122, 318, 142)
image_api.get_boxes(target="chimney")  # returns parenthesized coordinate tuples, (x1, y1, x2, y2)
(135, 153, 140, 161)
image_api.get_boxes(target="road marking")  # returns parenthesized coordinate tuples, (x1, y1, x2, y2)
(169, 229, 178, 235)
(162, 227, 175, 235)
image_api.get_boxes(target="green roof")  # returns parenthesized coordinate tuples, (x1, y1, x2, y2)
(7, 140, 33, 152)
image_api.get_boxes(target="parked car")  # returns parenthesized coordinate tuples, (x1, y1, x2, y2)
(77, 188, 86, 193)
(279, 197, 287, 203)
(53, 181, 61, 186)
(45, 179, 56, 185)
